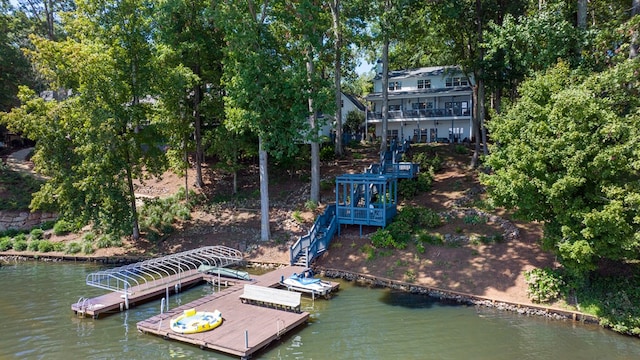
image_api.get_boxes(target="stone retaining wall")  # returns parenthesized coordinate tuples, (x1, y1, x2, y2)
(0, 210, 58, 231)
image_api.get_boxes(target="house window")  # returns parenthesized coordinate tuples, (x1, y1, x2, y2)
(388, 81, 402, 91)
(445, 77, 468, 87)
(417, 79, 431, 89)
(386, 129, 399, 140)
(388, 104, 401, 111)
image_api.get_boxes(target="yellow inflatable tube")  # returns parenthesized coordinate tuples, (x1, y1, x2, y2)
(170, 308, 223, 334)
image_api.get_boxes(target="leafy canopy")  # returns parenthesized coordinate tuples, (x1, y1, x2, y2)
(481, 60, 640, 274)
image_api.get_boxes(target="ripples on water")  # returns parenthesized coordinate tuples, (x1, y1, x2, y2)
(1, 262, 639, 360)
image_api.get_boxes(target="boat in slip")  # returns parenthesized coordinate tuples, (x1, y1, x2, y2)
(170, 308, 223, 334)
(280, 269, 336, 298)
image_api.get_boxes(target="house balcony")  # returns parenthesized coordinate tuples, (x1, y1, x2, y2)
(366, 107, 471, 122)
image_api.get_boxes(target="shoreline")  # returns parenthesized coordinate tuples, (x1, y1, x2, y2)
(1, 252, 599, 326)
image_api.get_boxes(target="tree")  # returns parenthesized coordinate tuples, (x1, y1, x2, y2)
(217, 0, 311, 241)
(2, 0, 165, 240)
(481, 61, 640, 274)
(0, 0, 38, 112)
(155, 0, 225, 189)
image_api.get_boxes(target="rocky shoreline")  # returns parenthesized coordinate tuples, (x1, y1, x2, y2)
(317, 267, 599, 324)
(1, 253, 598, 326)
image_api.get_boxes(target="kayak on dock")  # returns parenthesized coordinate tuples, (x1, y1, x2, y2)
(197, 265, 251, 281)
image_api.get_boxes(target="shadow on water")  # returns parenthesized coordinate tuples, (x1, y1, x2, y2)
(378, 289, 464, 309)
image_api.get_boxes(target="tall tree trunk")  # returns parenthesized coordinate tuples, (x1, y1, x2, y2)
(259, 137, 270, 241)
(184, 130, 189, 204)
(631, 0, 640, 59)
(307, 51, 320, 204)
(193, 65, 204, 188)
(577, 0, 587, 30)
(330, 0, 343, 158)
(471, 0, 486, 168)
(125, 149, 140, 240)
(380, 37, 389, 158)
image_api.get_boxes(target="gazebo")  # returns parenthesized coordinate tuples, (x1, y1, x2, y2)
(335, 173, 398, 235)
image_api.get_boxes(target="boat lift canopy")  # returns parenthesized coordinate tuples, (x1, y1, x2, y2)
(85, 246, 243, 294)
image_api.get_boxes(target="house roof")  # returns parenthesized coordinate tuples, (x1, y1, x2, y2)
(373, 65, 464, 81)
(342, 92, 366, 112)
(364, 86, 473, 101)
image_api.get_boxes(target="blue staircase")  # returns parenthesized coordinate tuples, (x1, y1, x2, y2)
(289, 204, 338, 267)
(289, 139, 419, 266)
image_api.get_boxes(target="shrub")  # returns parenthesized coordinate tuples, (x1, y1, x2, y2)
(385, 221, 412, 248)
(417, 232, 444, 245)
(37, 240, 54, 252)
(396, 206, 442, 229)
(30, 228, 45, 240)
(13, 239, 28, 251)
(304, 200, 318, 211)
(53, 220, 75, 235)
(39, 220, 56, 230)
(28, 240, 41, 251)
(320, 145, 335, 162)
(83, 242, 94, 254)
(66, 242, 82, 254)
(0, 236, 12, 251)
(13, 233, 27, 242)
(524, 268, 565, 303)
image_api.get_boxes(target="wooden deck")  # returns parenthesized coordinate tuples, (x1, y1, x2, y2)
(137, 266, 315, 359)
(71, 269, 205, 318)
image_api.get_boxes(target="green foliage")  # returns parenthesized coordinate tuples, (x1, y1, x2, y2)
(37, 240, 54, 252)
(304, 200, 318, 211)
(482, 60, 640, 274)
(27, 239, 40, 252)
(0, 170, 43, 210)
(523, 268, 565, 304)
(82, 241, 94, 255)
(53, 220, 75, 236)
(417, 232, 444, 245)
(463, 215, 487, 225)
(320, 145, 335, 162)
(574, 270, 640, 336)
(0, 236, 12, 251)
(13, 233, 27, 242)
(96, 234, 122, 249)
(13, 239, 28, 251)
(65, 242, 82, 254)
(396, 206, 442, 229)
(344, 110, 365, 134)
(412, 150, 443, 173)
(29, 228, 44, 240)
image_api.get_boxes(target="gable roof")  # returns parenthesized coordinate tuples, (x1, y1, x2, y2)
(342, 92, 366, 112)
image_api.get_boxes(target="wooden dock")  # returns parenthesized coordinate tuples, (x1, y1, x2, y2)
(137, 266, 323, 359)
(72, 269, 205, 318)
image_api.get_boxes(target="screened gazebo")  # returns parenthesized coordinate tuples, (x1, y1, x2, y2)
(335, 173, 398, 234)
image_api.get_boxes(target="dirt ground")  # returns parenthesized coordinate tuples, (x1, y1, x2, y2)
(5, 143, 558, 307)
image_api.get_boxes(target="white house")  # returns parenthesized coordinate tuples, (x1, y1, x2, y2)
(365, 63, 473, 143)
(317, 92, 366, 140)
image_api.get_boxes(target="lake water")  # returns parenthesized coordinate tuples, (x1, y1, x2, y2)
(1, 261, 639, 359)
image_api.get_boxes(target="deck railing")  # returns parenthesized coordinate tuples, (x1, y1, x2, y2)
(290, 204, 338, 266)
(367, 107, 471, 121)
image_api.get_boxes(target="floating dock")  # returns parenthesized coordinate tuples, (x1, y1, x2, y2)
(137, 266, 338, 359)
